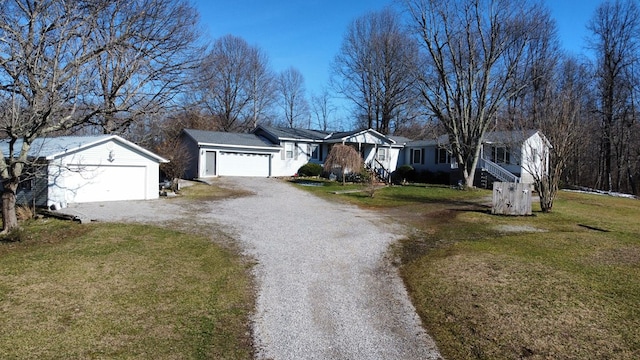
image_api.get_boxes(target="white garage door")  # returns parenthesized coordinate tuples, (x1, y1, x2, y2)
(64, 165, 147, 203)
(218, 152, 270, 177)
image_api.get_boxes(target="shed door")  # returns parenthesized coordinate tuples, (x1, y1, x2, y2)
(218, 152, 270, 177)
(63, 165, 147, 203)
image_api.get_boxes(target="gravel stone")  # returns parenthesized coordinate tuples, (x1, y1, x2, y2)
(59, 177, 442, 359)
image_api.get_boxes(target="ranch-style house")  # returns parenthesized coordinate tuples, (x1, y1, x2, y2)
(180, 125, 551, 187)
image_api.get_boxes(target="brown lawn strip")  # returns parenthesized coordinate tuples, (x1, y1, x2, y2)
(293, 180, 640, 360)
(0, 182, 254, 359)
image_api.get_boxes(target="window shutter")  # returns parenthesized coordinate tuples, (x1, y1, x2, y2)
(421, 149, 425, 165)
(435, 148, 439, 164)
(319, 145, 323, 161)
(294, 143, 299, 160)
(281, 143, 285, 160)
(410, 149, 414, 164)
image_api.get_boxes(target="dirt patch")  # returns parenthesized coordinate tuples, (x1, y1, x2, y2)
(494, 224, 546, 233)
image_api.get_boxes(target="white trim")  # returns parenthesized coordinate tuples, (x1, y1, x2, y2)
(46, 135, 168, 163)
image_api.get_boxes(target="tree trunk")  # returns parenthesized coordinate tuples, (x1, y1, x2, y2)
(2, 182, 19, 233)
(537, 176, 557, 213)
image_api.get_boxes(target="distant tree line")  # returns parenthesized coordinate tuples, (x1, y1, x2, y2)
(1, 0, 639, 230)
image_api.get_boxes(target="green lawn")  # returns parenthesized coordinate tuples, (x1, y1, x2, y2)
(0, 185, 254, 359)
(293, 179, 640, 359)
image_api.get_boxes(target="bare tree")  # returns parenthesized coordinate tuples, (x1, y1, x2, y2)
(277, 67, 310, 128)
(311, 88, 336, 131)
(323, 144, 363, 185)
(404, 0, 547, 188)
(194, 35, 276, 132)
(0, 0, 199, 232)
(587, 0, 640, 193)
(332, 8, 420, 134)
(523, 57, 590, 212)
(155, 139, 191, 192)
(248, 48, 277, 129)
(0, 1, 103, 231)
(84, 0, 200, 135)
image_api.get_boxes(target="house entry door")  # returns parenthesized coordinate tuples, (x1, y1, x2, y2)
(205, 151, 216, 176)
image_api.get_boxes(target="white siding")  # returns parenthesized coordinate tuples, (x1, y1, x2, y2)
(47, 139, 161, 207)
(519, 133, 548, 184)
(271, 142, 311, 177)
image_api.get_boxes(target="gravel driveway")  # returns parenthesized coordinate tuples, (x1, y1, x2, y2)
(60, 177, 442, 359)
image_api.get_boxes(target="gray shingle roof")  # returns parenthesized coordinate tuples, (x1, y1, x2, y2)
(183, 128, 279, 148)
(256, 125, 330, 141)
(0, 135, 112, 158)
(483, 130, 539, 143)
(405, 130, 544, 147)
(0, 135, 168, 162)
(387, 135, 412, 144)
(406, 139, 439, 147)
(324, 130, 359, 140)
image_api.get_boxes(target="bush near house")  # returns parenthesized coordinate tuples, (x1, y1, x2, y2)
(391, 165, 416, 184)
(413, 170, 450, 185)
(297, 162, 323, 177)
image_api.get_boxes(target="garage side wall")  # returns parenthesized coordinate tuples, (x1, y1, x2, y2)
(47, 139, 161, 207)
(180, 134, 201, 179)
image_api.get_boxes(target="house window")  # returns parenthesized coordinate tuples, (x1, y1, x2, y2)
(285, 143, 294, 159)
(310, 144, 319, 160)
(18, 177, 33, 191)
(436, 148, 450, 164)
(377, 148, 387, 161)
(411, 149, 424, 165)
(491, 146, 511, 164)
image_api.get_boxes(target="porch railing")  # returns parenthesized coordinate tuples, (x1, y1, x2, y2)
(479, 157, 520, 183)
(366, 159, 391, 183)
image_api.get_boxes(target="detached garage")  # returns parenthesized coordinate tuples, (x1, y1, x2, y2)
(3, 135, 168, 209)
(180, 129, 280, 179)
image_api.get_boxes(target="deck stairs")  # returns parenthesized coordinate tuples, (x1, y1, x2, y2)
(478, 157, 519, 188)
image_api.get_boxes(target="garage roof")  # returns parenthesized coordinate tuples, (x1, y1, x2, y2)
(0, 135, 169, 162)
(183, 128, 280, 150)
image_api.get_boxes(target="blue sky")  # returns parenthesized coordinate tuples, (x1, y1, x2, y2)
(193, 0, 601, 97)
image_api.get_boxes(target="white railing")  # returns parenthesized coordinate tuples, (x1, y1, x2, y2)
(479, 157, 520, 183)
(366, 159, 391, 183)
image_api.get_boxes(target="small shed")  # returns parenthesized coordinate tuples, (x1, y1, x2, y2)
(2, 135, 168, 209)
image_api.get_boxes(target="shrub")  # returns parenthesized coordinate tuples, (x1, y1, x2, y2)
(297, 162, 323, 177)
(392, 165, 415, 184)
(413, 170, 450, 185)
(16, 205, 35, 221)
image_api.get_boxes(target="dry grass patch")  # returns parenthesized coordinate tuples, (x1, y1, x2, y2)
(178, 181, 253, 202)
(0, 220, 253, 359)
(295, 183, 640, 359)
(397, 192, 640, 360)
